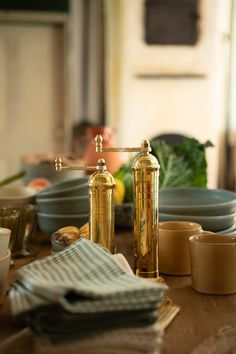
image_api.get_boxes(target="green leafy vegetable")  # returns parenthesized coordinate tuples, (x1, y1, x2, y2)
(114, 137, 213, 200)
(150, 138, 213, 189)
(173, 138, 213, 187)
(151, 140, 193, 189)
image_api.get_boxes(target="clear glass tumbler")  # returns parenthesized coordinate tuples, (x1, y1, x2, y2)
(0, 208, 20, 252)
(12, 204, 37, 257)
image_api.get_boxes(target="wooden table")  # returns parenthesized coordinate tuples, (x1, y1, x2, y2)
(0, 231, 236, 354)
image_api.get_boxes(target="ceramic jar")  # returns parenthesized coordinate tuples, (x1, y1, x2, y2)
(83, 126, 123, 175)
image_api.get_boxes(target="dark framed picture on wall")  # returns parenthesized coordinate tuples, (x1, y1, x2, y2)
(144, 0, 199, 45)
(131, 0, 209, 76)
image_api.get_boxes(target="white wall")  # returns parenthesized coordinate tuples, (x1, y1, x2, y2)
(105, 0, 231, 188)
(0, 19, 67, 179)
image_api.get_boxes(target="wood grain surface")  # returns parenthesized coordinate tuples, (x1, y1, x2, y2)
(0, 230, 235, 354)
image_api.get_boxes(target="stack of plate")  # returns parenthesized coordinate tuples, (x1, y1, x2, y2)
(36, 177, 89, 235)
(159, 188, 236, 235)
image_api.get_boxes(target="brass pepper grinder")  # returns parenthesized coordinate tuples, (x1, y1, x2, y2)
(55, 157, 115, 252)
(95, 135, 160, 279)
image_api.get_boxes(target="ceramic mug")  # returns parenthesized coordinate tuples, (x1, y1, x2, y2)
(189, 233, 236, 295)
(158, 221, 203, 275)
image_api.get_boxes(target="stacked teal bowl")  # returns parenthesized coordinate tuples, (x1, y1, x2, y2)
(159, 188, 236, 234)
(36, 177, 89, 235)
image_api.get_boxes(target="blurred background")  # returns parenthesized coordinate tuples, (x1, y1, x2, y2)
(0, 0, 235, 190)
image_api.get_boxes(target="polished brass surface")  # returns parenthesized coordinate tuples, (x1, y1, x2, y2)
(89, 159, 115, 252)
(95, 135, 151, 153)
(133, 153, 159, 278)
(55, 157, 96, 172)
(54, 157, 115, 252)
(95, 135, 160, 278)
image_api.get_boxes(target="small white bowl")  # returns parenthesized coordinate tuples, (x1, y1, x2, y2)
(0, 228, 11, 258)
(0, 249, 11, 299)
(0, 186, 36, 207)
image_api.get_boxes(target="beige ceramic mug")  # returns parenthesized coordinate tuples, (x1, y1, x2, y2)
(158, 221, 203, 275)
(189, 233, 236, 295)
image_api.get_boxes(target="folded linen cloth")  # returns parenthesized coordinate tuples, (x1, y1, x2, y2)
(27, 305, 157, 342)
(10, 238, 167, 342)
(10, 238, 167, 315)
(33, 322, 163, 354)
(0, 323, 163, 354)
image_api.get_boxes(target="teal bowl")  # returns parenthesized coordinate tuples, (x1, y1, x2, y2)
(36, 195, 89, 215)
(159, 188, 236, 216)
(159, 212, 236, 232)
(36, 177, 89, 199)
(37, 212, 89, 235)
(21, 159, 84, 185)
(51, 232, 69, 252)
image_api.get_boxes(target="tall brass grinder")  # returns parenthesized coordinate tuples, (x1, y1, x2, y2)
(55, 157, 115, 252)
(95, 135, 160, 279)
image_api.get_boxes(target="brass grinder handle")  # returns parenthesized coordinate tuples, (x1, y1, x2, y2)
(55, 157, 97, 172)
(95, 135, 151, 153)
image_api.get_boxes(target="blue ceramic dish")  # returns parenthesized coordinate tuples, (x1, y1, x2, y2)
(36, 195, 89, 215)
(159, 212, 236, 232)
(51, 232, 69, 252)
(159, 188, 236, 216)
(36, 177, 89, 199)
(37, 212, 89, 235)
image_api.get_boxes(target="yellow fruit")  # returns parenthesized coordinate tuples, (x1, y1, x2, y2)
(79, 223, 90, 239)
(114, 178, 125, 204)
(58, 226, 80, 234)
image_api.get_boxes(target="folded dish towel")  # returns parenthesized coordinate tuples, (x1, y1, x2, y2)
(26, 305, 158, 342)
(10, 238, 167, 342)
(0, 323, 164, 354)
(34, 322, 163, 354)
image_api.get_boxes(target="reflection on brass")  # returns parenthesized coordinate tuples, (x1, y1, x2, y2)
(95, 135, 150, 153)
(133, 153, 159, 279)
(54, 157, 115, 253)
(55, 157, 96, 172)
(89, 159, 115, 253)
(95, 135, 160, 279)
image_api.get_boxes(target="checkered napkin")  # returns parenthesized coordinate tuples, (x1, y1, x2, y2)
(10, 238, 167, 316)
(33, 322, 163, 354)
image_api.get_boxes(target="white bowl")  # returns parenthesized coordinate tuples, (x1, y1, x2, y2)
(0, 228, 11, 258)
(0, 186, 36, 206)
(0, 249, 11, 299)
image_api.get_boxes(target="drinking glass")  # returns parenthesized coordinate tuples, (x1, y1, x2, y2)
(0, 208, 20, 252)
(12, 204, 37, 257)
(0, 208, 20, 265)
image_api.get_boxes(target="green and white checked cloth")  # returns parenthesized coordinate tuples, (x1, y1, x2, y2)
(9, 238, 167, 343)
(33, 322, 164, 354)
(10, 238, 167, 316)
